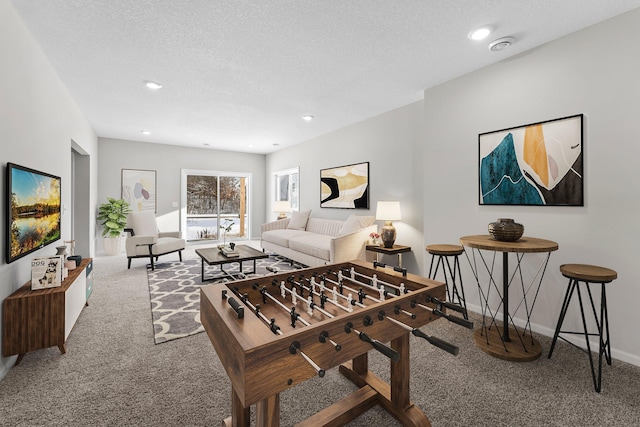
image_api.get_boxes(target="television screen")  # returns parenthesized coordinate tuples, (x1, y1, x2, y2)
(6, 163, 61, 264)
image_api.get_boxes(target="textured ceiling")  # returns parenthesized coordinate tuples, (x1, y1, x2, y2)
(10, 1, 640, 154)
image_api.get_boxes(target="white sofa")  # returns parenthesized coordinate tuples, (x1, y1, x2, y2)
(261, 212, 377, 267)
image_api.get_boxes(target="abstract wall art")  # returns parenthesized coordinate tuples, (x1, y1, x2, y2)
(320, 161, 369, 209)
(122, 169, 157, 212)
(479, 114, 583, 206)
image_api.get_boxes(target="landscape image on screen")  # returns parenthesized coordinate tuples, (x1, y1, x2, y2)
(7, 163, 61, 263)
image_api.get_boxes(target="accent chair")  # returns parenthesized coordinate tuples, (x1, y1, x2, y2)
(125, 211, 185, 270)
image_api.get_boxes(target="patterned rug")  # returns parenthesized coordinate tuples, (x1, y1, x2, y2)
(146, 253, 304, 344)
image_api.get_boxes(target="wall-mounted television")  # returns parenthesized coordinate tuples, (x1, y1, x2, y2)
(6, 163, 61, 264)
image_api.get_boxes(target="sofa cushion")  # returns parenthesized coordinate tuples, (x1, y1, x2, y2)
(262, 229, 310, 248)
(288, 234, 332, 261)
(287, 210, 311, 230)
(306, 218, 344, 236)
(337, 214, 376, 236)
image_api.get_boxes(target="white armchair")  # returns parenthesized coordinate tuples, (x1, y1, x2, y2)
(125, 211, 185, 270)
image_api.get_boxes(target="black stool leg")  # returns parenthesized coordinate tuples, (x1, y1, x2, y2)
(548, 278, 577, 358)
(452, 255, 468, 320)
(585, 283, 611, 392)
(428, 254, 437, 279)
(575, 283, 602, 392)
(603, 285, 612, 365)
(430, 256, 451, 300)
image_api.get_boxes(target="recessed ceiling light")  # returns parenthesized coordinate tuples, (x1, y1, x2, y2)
(140, 130, 151, 135)
(273, 143, 280, 146)
(469, 27, 492, 41)
(144, 80, 162, 89)
(203, 143, 210, 146)
(248, 144, 254, 148)
(302, 115, 314, 121)
(488, 37, 515, 51)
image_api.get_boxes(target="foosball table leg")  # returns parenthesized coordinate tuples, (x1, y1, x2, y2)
(339, 332, 431, 427)
(391, 333, 410, 409)
(256, 394, 280, 426)
(224, 386, 250, 427)
(352, 352, 368, 375)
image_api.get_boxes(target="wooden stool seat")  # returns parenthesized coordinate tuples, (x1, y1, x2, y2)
(426, 244, 464, 256)
(560, 264, 617, 283)
(549, 263, 617, 392)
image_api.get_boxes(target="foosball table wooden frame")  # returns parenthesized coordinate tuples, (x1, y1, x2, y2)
(200, 259, 455, 427)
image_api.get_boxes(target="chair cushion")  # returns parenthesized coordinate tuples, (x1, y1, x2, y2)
(287, 210, 311, 230)
(128, 211, 159, 236)
(151, 237, 185, 255)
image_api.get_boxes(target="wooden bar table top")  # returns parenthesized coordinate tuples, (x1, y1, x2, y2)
(459, 235, 558, 254)
(460, 235, 558, 362)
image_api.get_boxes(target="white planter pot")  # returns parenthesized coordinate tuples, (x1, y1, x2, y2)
(102, 236, 125, 256)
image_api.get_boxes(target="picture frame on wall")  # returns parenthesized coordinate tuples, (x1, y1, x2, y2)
(320, 161, 369, 209)
(478, 114, 583, 206)
(122, 169, 157, 212)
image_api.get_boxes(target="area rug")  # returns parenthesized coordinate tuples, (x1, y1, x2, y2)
(146, 253, 305, 344)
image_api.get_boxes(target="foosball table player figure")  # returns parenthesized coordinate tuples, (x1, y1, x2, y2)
(200, 259, 473, 427)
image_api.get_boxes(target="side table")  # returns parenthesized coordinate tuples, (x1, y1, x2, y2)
(366, 244, 411, 268)
(460, 235, 558, 362)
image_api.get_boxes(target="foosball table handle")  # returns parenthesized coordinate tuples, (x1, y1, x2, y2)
(412, 329, 459, 356)
(433, 308, 474, 330)
(359, 331, 400, 362)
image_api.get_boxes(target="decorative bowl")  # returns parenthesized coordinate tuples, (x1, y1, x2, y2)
(488, 218, 524, 242)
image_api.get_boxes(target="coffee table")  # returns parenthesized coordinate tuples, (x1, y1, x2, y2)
(195, 245, 269, 282)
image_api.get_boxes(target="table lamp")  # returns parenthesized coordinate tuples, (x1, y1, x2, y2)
(376, 201, 401, 248)
(273, 200, 291, 220)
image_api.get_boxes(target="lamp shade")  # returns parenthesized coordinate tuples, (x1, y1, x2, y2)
(273, 200, 291, 213)
(375, 201, 401, 221)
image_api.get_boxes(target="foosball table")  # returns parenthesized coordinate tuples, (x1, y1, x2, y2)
(200, 259, 473, 426)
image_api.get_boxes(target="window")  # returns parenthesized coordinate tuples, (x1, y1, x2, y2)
(180, 169, 251, 242)
(273, 167, 299, 211)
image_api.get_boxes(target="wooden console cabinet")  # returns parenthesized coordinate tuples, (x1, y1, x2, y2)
(3, 258, 92, 365)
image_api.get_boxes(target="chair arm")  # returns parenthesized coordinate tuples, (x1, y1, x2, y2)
(126, 235, 158, 255)
(261, 218, 290, 233)
(330, 225, 378, 263)
(159, 231, 181, 238)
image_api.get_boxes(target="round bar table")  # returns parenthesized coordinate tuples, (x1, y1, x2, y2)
(460, 235, 558, 362)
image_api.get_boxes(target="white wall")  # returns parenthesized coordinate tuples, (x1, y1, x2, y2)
(423, 9, 640, 366)
(266, 101, 424, 274)
(0, 0, 98, 378)
(97, 138, 267, 252)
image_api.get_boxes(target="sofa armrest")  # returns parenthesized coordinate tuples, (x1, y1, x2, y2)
(261, 218, 290, 233)
(330, 225, 378, 264)
(159, 231, 181, 238)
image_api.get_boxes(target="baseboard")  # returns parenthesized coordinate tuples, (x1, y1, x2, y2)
(0, 356, 17, 381)
(465, 303, 640, 368)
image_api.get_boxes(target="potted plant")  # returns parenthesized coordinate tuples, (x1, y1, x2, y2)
(218, 219, 234, 249)
(97, 197, 132, 255)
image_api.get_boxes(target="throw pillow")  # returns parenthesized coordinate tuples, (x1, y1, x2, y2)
(287, 210, 311, 230)
(337, 214, 375, 236)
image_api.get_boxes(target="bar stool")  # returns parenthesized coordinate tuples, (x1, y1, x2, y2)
(426, 244, 468, 319)
(548, 264, 617, 393)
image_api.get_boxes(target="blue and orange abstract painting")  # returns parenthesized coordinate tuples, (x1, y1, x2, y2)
(479, 115, 583, 206)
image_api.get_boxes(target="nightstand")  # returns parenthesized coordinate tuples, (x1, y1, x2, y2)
(365, 244, 411, 267)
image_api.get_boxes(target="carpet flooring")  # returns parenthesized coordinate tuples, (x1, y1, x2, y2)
(146, 254, 304, 343)
(1, 247, 639, 426)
